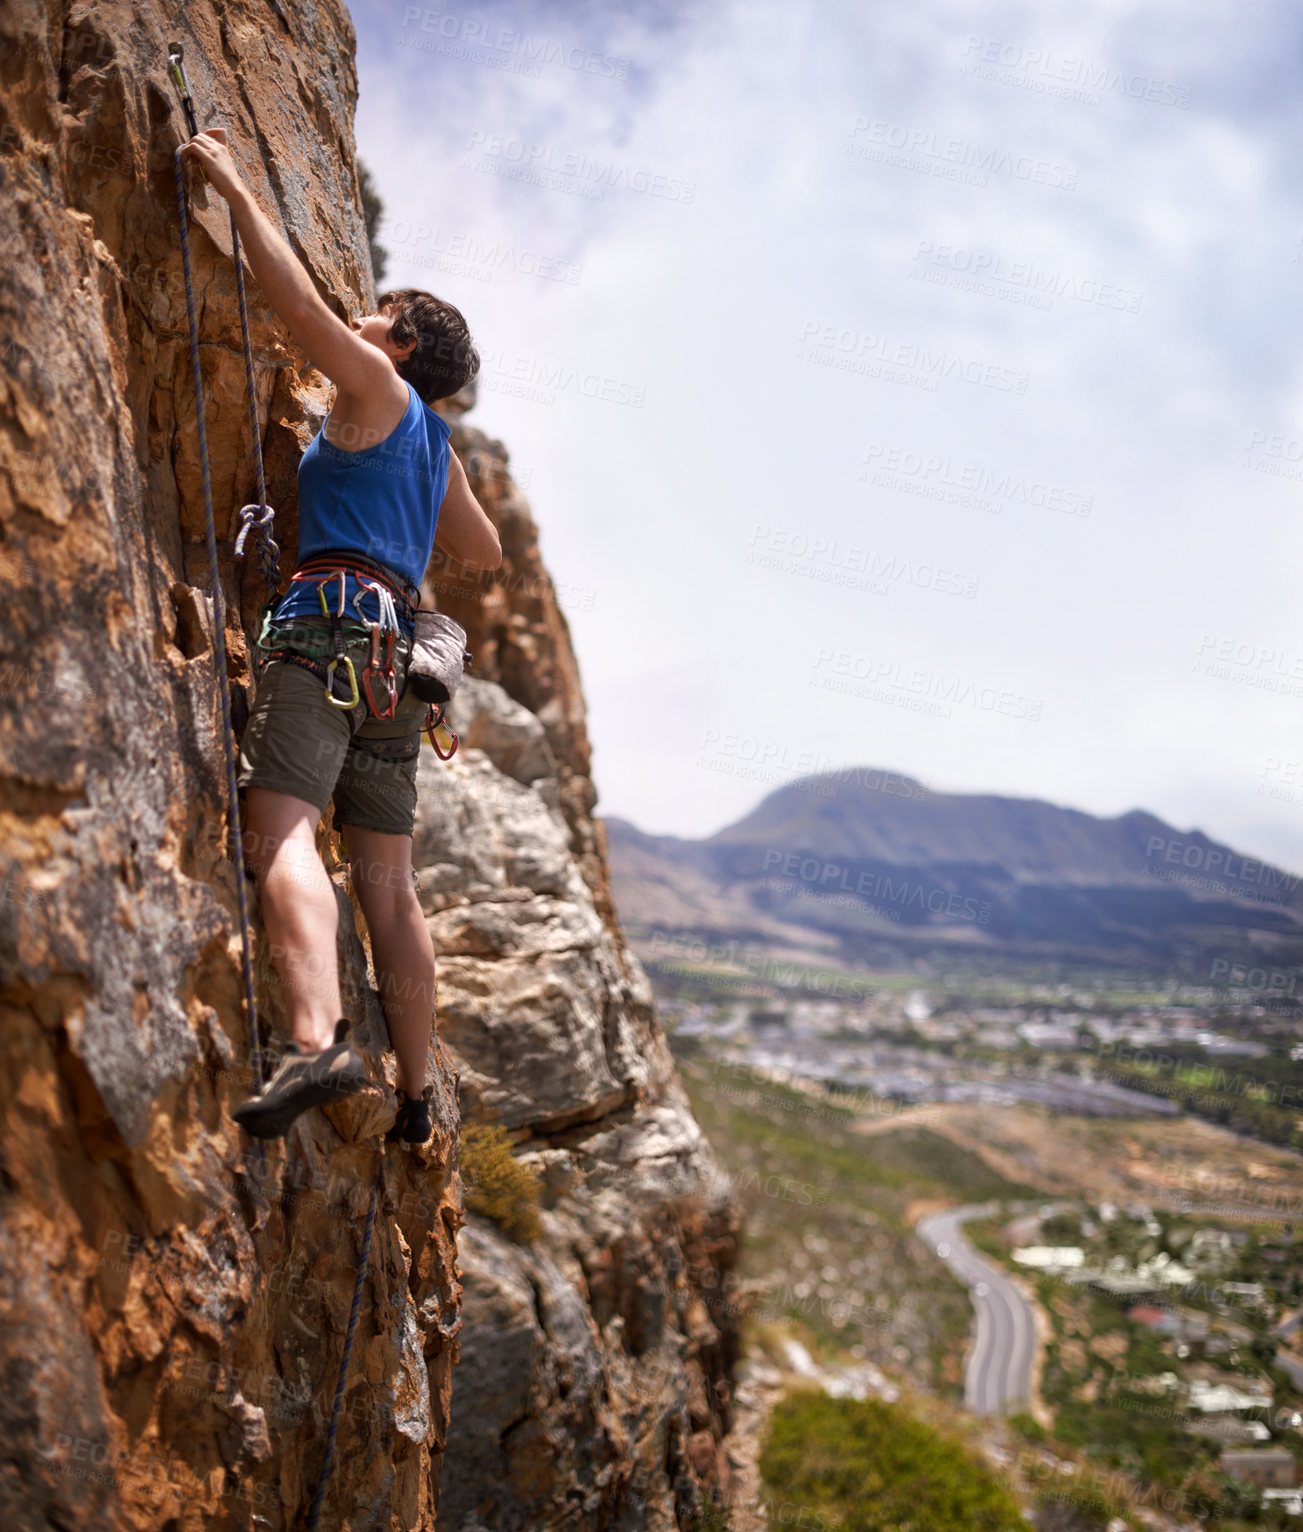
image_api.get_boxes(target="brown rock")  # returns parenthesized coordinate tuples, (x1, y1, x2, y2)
(0, 1, 746, 1528)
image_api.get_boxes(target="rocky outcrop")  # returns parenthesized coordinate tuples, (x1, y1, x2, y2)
(0, 2, 742, 1529)
(424, 439, 743, 1528)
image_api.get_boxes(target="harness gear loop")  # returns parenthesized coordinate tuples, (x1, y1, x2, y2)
(424, 702, 459, 760)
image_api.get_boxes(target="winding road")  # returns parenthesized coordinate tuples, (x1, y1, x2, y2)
(917, 1203, 1038, 1416)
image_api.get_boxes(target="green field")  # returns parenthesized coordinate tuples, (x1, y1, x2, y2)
(675, 1046, 1039, 1389)
(759, 1391, 1027, 1531)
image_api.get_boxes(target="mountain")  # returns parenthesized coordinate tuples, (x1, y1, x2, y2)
(605, 771, 1303, 976)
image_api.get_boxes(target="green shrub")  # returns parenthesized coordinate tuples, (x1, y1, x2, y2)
(691, 1490, 733, 1530)
(459, 1122, 542, 1242)
(759, 1391, 1026, 1530)
(1008, 1410, 1046, 1444)
(1041, 1212, 1083, 1246)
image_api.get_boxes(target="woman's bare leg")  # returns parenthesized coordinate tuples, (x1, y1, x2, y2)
(242, 786, 341, 1052)
(341, 824, 435, 1096)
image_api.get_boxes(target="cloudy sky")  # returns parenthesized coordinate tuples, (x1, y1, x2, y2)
(350, 0, 1303, 866)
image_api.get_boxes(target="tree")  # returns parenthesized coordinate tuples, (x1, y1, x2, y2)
(357, 160, 388, 290)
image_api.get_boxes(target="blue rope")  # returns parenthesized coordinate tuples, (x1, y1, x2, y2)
(175, 140, 382, 1527)
(172, 145, 263, 1092)
(307, 1171, 381, 1530)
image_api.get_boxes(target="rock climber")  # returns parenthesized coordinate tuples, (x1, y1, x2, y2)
(178, 128, 501, 1144)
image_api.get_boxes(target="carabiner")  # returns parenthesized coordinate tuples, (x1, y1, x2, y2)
(318, 570, 359, 708)
(424, 703, 459, 760)
(317, 568, 348, 622)
(361, 621, 398, 718)
(325, 652, 360, 709)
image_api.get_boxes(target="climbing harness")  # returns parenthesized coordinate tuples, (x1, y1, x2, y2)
(276, 550, 417, 717)
(264, 549, 467, 758)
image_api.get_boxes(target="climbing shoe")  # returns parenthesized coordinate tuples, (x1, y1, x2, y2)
(232, 1019, 368, 1139)
(386, 1084, 434, 1145)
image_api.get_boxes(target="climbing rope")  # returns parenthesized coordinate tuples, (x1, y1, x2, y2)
(307, 1170, 381, 1531)
(230, 211, 280, 591)
(172, 63, 384, 1524)
(172, 144, 265, 1091)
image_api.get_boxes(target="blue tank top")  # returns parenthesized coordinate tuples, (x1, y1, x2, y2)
(273, 381, 452, 630)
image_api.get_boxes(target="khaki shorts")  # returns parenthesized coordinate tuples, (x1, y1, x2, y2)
(237, 619, 427, 837)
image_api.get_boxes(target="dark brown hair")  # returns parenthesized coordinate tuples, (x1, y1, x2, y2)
(377, 288, 480, 405)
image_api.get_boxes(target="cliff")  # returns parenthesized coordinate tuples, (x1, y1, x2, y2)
(0, 3, 742, 1529)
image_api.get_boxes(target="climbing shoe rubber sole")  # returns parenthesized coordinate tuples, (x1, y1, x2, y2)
(233, 1020, 368, 1139)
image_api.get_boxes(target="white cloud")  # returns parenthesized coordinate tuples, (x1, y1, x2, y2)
(352, 0, 1303, 870)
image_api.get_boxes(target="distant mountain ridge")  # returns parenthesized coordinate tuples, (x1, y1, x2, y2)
(604, 770, 1303, 975)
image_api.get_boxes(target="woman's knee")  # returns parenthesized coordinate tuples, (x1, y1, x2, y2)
(351, 859, 422, 922)
(242, 789, 320, 880)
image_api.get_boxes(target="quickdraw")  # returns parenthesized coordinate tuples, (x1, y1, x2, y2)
(423, 703, 459, 760)
(355, 578, 399, 720)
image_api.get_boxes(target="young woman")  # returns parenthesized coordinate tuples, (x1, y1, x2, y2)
(179, 129, 501, 1143)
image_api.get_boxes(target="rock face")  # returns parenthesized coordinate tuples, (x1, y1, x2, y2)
(421, 564, 742, 1526)
(0, 2, 742, 1529)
